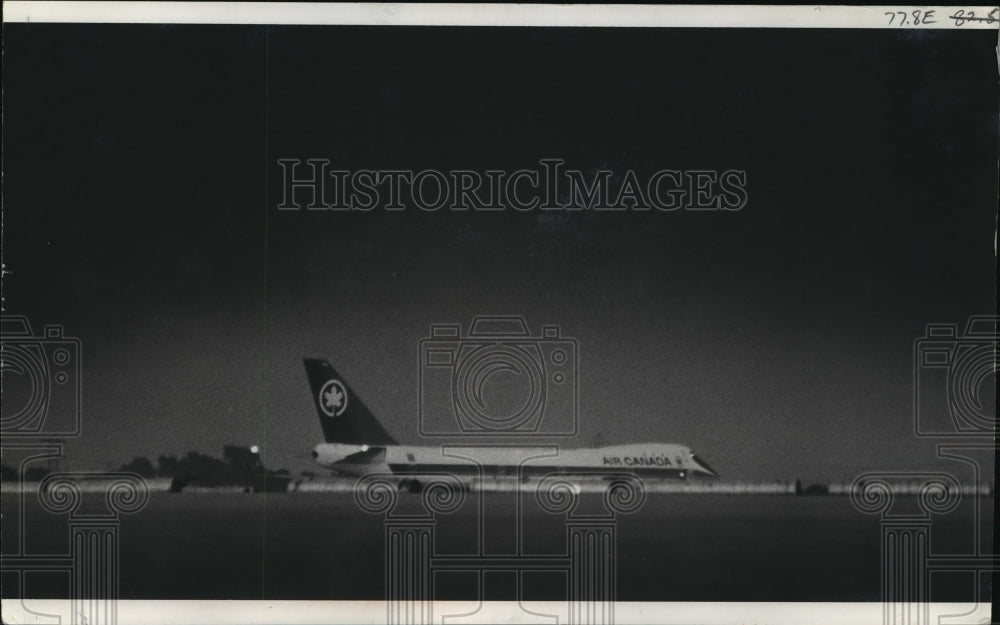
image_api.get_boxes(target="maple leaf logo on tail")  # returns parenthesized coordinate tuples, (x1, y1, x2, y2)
(319, 379, 349, 417)
(303, 358, 399, 446)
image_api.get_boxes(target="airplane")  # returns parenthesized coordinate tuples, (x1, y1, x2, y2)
(305, 358, 718, 490)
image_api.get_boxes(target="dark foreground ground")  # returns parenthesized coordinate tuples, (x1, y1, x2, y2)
(2, 492, 993, 601)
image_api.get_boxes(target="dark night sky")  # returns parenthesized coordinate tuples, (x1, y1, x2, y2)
(2, 24, 996, 482)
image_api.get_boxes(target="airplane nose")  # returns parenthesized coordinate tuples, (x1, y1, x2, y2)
(691, 454, 719, 477)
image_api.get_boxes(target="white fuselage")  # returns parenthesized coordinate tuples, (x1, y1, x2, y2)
(313, 442, 716, 479)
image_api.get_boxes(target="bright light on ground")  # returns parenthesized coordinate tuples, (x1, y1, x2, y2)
(250, 446, 259, 454)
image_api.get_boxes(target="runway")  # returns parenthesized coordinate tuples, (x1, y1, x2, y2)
(3, 491, 992, 601)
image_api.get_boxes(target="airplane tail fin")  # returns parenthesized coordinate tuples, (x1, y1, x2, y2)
(303, 358, 398, 445)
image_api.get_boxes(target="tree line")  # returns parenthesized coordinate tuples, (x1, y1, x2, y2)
(1, 445, 290, 487)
